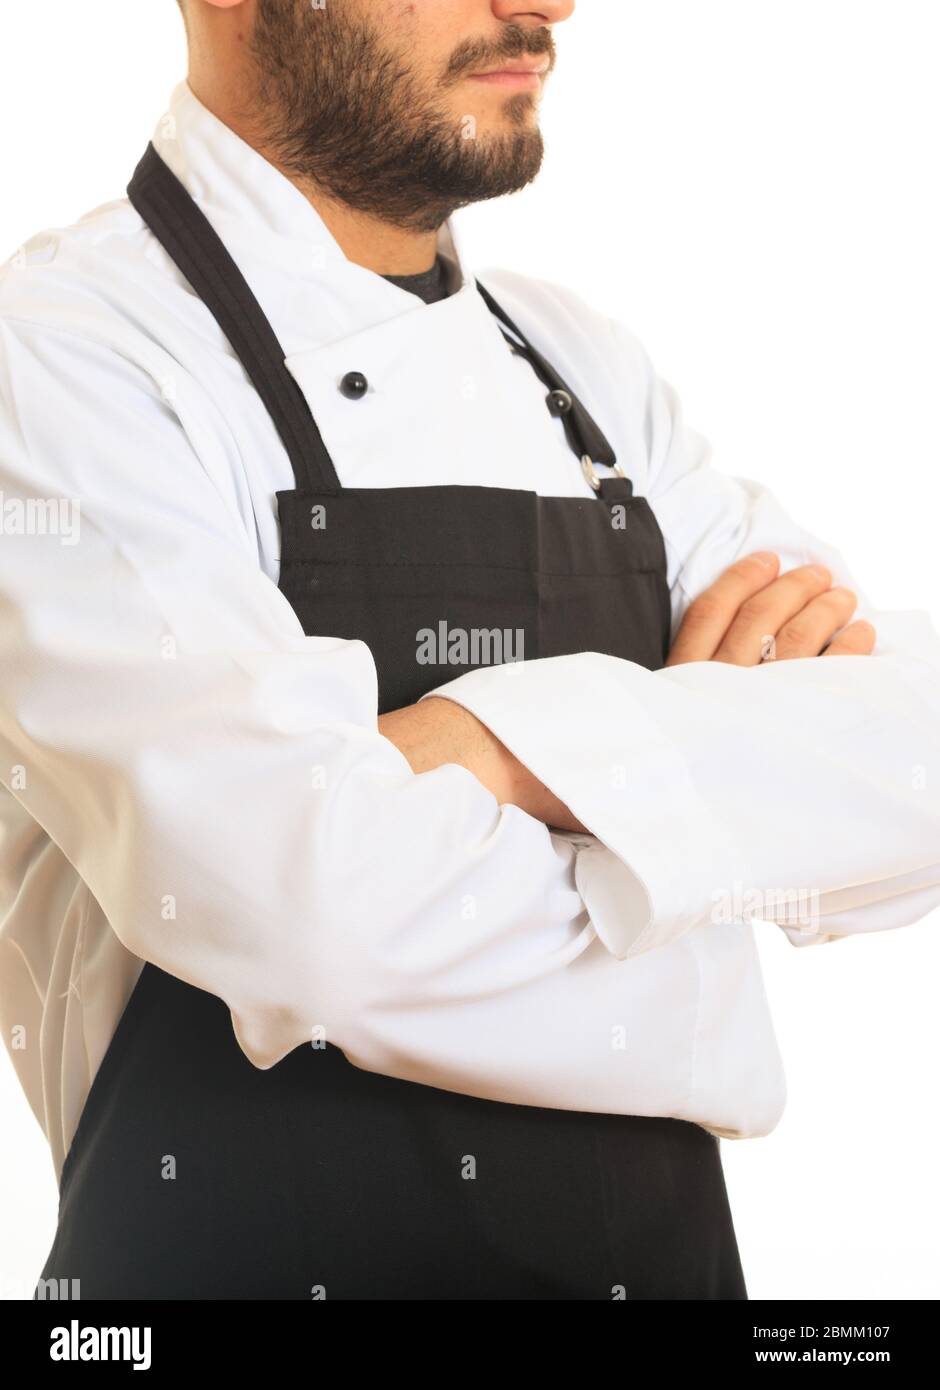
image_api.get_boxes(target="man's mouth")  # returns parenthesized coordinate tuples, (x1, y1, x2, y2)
(467, 56, 552, 90)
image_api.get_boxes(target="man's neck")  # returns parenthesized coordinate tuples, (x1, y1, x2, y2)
(288, 184, 441, 277)
(186, 74, 441, 277)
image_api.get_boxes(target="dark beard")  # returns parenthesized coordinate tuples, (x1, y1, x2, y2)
(248, 1, 553, 233)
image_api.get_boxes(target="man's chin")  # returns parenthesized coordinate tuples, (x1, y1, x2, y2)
(458, 129, 545, 195)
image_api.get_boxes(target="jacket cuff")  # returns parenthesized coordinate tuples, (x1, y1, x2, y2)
(419, 652, 736, 958)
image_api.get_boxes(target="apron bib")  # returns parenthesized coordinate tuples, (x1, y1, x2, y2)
(35, 145, 746, 1300)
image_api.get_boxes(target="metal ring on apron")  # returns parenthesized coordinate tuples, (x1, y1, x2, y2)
(581, 454, 628, 492)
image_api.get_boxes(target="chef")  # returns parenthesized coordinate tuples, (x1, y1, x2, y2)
(2, 0, 939, 1302)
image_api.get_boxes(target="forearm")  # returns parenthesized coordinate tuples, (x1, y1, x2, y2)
(414, 638, 940, 960)
(378, 696, 588, 833)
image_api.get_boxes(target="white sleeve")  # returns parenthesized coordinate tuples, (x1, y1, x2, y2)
(0, 319, 643, 1112)
(424, 319, 940, 956)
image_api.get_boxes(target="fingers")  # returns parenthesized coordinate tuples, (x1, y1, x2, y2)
(821, 619, 877, 656)
(717, 561, 839, 664)
(665, 552, 879, 668)
(665, 552, 781, 665)
(755, 586, 860, 661)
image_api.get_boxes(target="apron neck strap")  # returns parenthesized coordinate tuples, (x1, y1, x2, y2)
(474, 279, 620, 470)
(127, 143, 342, 495)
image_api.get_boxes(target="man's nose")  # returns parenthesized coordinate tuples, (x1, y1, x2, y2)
(491, 1, 576, 30)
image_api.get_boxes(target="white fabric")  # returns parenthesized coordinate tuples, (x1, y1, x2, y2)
(1, 82, 938, 1184)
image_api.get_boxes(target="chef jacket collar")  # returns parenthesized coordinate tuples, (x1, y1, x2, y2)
(151, 81, 473, 349)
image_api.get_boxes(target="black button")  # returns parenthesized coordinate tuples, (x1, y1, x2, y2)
(547, 388, 573, 416)
(339, 371, 368, 400)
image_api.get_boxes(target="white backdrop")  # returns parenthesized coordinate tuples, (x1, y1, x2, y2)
(1, 0, 939, 1301)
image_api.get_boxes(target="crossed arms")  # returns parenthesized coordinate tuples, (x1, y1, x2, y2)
(381, 551, 878, 831)
(1, 312, 939, 1122)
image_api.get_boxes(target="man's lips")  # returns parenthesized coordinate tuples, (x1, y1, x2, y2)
(467, 57, 551, 90)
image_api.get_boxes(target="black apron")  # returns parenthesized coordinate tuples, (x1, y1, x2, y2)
(35, 145, 747, 1301)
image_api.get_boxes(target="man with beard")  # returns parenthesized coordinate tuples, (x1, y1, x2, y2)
(2, 1, 939, 1301)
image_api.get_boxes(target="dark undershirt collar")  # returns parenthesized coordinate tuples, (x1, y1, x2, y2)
(382, 255, 450, 306)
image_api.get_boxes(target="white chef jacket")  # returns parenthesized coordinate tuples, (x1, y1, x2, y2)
(2, 81, 939, 1186)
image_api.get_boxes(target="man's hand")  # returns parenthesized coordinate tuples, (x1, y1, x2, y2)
(378, 697, 588, 833)
(665, 551, 877, 667)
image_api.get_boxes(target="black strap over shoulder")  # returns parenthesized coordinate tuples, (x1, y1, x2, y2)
(474, 280, 618, 469)
(127, 143, 341, 494)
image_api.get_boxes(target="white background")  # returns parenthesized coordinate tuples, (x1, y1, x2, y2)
(1, 0, 939, 1300)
